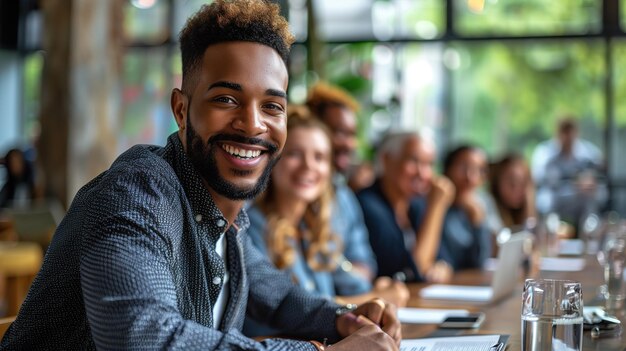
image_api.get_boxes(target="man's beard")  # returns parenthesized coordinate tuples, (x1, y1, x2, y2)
(185, 111, 280, 200)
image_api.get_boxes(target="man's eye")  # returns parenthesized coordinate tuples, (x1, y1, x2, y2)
(214, 96, 236, 104)
(264, 103, 284, 111)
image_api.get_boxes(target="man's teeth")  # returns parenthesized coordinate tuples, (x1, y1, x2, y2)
(222, 144, 261, 159)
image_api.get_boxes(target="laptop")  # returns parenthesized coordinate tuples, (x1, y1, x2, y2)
(7, 201, 64, 246)
(419, 231, 530, 304)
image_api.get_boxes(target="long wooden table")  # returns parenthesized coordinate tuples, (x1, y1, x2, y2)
(402, 255, 626, 350)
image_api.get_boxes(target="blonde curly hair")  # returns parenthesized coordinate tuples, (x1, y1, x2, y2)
(257, 106, 343, 272)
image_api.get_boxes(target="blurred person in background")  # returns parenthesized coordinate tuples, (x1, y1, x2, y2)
(531, 117, 606, 233)
(357, 131, 455, 283)
(0, 148, 38, 209)
(1, 1, 401, 350)
(243, 109, 409, 337)
(486, 153, 536, 233)
(440, 145, 492, 270)
(306, 82, 377, 282)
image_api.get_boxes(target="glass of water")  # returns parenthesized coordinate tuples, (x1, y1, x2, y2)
(522, 279, 583, 351)
(602, 223, 626, 310)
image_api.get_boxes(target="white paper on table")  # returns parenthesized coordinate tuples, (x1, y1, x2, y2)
(397, 307, 469, 324)
(559, 239, 585, 256)
(400, 334, 501, 351)
(419, 284, 493, 302)
(540, 257, 586, 271)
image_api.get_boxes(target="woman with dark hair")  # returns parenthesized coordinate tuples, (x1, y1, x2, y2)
(439, 145, 492, 270)
(488, 154, 536, 231)
(0, 148, 36, 208)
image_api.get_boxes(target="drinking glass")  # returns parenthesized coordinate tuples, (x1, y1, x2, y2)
(579, 212, 600, 254)
(595, 213, 622, 300)
(521, 279, 583, 351)
(596, 212, 622, 267)
(602, 223, 626, 310)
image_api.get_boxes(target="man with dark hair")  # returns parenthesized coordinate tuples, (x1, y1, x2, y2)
(1, 1, 400, 350)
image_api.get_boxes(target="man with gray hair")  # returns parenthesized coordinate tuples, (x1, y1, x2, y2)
(358, 131, 455, 283)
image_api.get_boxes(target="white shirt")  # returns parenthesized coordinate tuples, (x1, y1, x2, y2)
(212, 232, 229, 327)
(531, 138, 604, 214)
(531, 138, 602, 183)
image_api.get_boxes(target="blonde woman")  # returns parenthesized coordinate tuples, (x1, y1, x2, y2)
(243, 107, 408, 337)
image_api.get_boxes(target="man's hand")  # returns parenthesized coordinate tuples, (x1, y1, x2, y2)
(424, 260, 452, 283)
(427, 176, 455, 208)
(336, 298, 401, 347)
(327, 324, 398, 351)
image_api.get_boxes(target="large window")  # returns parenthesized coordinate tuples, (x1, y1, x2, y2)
(454, 0, 602, 36)
(119, 48, 174, 152)
(611, 39, 626, 211)
(21, 51, 44, 143)
(449, 40, 606, 157)
(123, 0, 171, 44)
(120, 0, 207, 148)
(303, 0, 445, 41)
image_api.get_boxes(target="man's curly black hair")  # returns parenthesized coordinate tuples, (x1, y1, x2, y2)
(179, 0, 295, 94)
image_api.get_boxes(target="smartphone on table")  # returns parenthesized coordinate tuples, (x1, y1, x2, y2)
(439, 313, 486, 329)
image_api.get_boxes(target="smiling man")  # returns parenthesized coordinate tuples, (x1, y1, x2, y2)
(0, 1, 400, 350)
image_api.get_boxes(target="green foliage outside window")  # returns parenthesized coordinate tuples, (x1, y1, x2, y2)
(22, 52, 44, 141)
(450, 40, 606, 158)
(455, 0, 601, 36)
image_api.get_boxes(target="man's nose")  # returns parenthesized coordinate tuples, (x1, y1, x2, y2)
(233, 105, 268, 135)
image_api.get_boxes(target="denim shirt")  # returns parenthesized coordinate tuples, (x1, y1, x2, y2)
(243, 205, 370, 337)
(439, 205, 492, 270)
(1, 133, 339, 351)
(331, 176, 378, 274)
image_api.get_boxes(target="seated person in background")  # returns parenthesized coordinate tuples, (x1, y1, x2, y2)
(0, 2, 400, 350)
(244, 111, 409, 337)
(357, 131, 455, 283)
(0, 148, 37, 208)
(440, 145, 492, 270)
(531, 117, 606, 230)
(486, 153, 536, 233)
(307, 82, 378, 281)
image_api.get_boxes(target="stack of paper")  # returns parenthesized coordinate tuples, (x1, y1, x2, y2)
(400, 334, 507, 351)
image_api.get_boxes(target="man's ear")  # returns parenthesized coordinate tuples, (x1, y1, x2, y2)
(171, 88, 188, 132)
